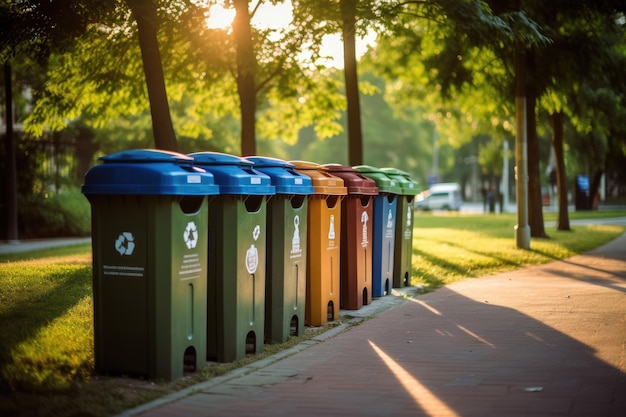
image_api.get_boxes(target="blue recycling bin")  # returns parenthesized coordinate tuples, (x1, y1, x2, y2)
(380, 168, 420, 288)
(82, 149, 218, 380)
(353, 165, 403, 297)
(190, 152, 275, 363)
(245, 156, 314, 344)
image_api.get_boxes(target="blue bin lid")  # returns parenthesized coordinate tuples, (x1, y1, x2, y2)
(81, 149, 219, 196)
(245, 156, 314, 195)
(190, 152, 275, 195)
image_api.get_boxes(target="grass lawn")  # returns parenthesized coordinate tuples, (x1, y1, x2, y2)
(1, 210, 624, 416)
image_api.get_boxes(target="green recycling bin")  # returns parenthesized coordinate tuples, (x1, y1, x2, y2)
(353, 165, 403, 297)
(246, 156, 314, 344)
(191, 152, 275, 363)
(380, 168, 420, 288)
(82, 149, 218, 380)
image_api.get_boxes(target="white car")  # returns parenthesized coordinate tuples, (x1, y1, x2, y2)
(415, 183, 462, 211)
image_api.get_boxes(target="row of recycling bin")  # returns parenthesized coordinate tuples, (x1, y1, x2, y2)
(81, 149, 419, 381)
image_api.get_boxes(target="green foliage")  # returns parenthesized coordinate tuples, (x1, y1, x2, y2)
(18, 189, 91, 238)
(261, 69, 436, 183)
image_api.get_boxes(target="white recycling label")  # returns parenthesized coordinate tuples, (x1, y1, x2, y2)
(115, 232, 135, 256)
(183, 221, 199, 249)
(246, 225, 261, 274)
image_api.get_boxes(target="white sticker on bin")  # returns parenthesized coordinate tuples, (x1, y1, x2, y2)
(187, 175, 201, 184)
(250, 177, 261, 184)
(295, 178, 303, 185)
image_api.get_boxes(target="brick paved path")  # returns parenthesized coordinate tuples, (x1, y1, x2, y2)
(124, 233, 626, 417)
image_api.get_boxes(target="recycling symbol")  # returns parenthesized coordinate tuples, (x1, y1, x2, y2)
(115, 232, 135, 256)
(183, 221, 199, 249)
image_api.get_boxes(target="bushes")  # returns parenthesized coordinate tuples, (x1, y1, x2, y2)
(18, 188, 91, 238)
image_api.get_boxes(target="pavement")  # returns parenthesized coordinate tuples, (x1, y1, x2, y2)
(2, 220, 625, 417)
(115, 228, 625, 417)
(0, 237, 91, 255)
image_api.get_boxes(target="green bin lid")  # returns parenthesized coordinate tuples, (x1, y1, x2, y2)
(380, 168, 420, 196)
(353, 165, 403, 195)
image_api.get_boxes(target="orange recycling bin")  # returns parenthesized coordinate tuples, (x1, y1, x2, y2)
(291, 161, 347, 326)
(323, 164, 378, 310)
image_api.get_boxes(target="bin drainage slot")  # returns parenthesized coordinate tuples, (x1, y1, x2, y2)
(384, 279, 391, 296)
(403, 272, 410, 287)
(327, 301, 334, 321)
(290, 194, 306, 209)
(362, 287, 368, 306)
(179, 196, 204, 214)
(290, 316, 299, 336)
(244, 195, 264, 213)
(245, 331, 256, 355)
(183, 346, 197, 374)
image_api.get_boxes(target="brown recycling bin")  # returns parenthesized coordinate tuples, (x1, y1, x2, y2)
(323, 164, 378, 310)
(291, 161, 347, 326)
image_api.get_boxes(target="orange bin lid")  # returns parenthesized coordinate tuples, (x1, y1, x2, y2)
(290, 160, 348, 196)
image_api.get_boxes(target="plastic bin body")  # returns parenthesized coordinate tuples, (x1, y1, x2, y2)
(380, 168, 420, 288)
(82, 149, 218, 380)
(324, 164, 378, 310)
(246, 156, 314, 344)
(191, 152, 275, 362)
(291, 161, 347, 326)
(354, 165, 403, 297)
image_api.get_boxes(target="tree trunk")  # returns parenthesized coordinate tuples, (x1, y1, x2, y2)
(524, 50, 548, 239)
(551, 112, 570, 230)
(3, 63, 19, 242)
(127, 0, 178, 151)
(341, 0, 363, 166)
(233, 0, 257, 156)
(590, 169, 603, 209)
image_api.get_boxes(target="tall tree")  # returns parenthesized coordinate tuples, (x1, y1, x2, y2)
(126, 0, 178, 151)
(551, 111, 569, 230)
(340, 0, 364, 165)
(232, 0, 258, 155)
(292, 0, 379, 165)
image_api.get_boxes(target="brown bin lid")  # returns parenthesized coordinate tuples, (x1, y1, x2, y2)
(323, 164, 379, 196)
(290, 160, 348, 196)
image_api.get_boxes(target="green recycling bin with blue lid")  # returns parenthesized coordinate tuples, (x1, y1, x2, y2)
(353, 165, 403, 297)
(190, 152, 275, 362)
(82, 149, 218, 380)
(380, 168, 420, 288)
(245, 156, 314, 344)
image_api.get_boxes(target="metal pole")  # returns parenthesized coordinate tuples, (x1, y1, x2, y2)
(514, 49, 530, 249)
